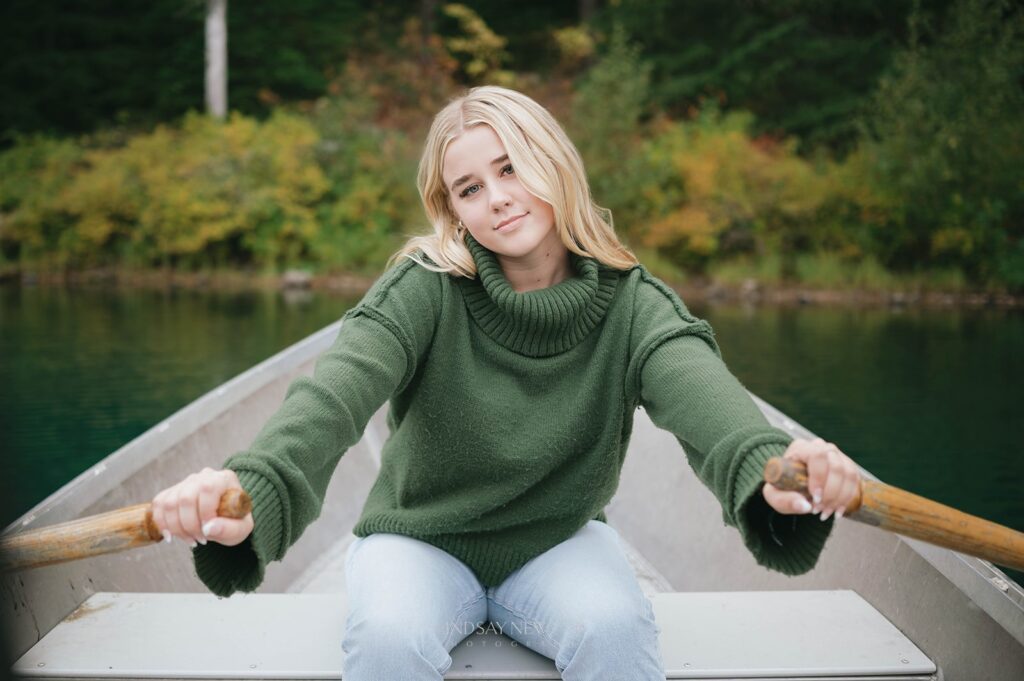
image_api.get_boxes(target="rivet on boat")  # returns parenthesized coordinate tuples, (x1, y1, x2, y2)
(991, 576, 1010, 592)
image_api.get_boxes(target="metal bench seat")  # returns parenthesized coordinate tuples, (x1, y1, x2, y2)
(11, 589, 936, 680)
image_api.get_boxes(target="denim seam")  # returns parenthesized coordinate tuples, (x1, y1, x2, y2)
(442, 592, 487, 651)
(488, 593, 563, 654)
(434, 592, 487, 676)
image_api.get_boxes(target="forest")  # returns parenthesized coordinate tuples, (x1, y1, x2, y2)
(1, 0, 1021, 293)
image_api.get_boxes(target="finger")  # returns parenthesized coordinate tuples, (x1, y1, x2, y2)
(819, 449, 846, 519)
(782, 438, 826, 505)
(163, 489, 187, 542)
(150, 492, 172, 544)
(763, 483, 813, 515)
(782, 437, 817, 461)
(196, 469, 224, 537)
(176, 480, 205, 546)
(805, 446, 832, 512)
(836, 462, 861, 518)
(210, 514, 254, 546)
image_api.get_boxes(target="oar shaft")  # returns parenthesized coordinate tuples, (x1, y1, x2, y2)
(0, 489, 251, 573)
(764, 457, 1024, 572)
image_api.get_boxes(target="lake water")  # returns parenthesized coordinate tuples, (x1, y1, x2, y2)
(2, 283, 1021, 585)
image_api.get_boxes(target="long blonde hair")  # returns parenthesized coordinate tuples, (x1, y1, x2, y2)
(386, 85, 639, 276)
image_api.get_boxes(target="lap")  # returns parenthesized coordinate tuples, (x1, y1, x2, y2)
(485, 521, 661, 664)
(343, 522, 661, 670)
(343, 532, 488, 651)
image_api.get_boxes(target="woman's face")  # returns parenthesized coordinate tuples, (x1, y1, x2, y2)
(442, 124, 558, 260)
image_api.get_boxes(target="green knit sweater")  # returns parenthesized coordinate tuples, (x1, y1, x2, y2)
(193, 234, 834, 596)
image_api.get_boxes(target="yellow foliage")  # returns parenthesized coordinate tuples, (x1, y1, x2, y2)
(442, 3, 517, 87)
(637, 105, 861, 269)
(1, 110, 331, 267)
(551, 26, 596, 72)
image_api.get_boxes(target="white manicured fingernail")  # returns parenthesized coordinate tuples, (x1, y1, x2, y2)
(812, 489, 822, 504)
(202, 520, 216, 537)
(821, 509, 833, 521)
(188, 540, 197, 548)
(796, 498, 812, 513)
(162, 530, 171, 544)
(836, 508, 845, 519)
(196, 536, 207, 545)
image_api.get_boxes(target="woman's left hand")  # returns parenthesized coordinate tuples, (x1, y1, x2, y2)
(761, 437, 861, 520)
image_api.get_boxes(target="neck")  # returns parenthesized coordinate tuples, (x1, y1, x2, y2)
(496, 232, 573, 293)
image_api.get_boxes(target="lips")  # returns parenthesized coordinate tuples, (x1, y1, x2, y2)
(495, 213, 527, 231)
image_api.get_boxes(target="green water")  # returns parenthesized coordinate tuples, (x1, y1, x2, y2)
(1, 285, 1021, 585)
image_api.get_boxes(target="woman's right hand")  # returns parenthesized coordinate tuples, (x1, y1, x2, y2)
(151, 468, 254, 548)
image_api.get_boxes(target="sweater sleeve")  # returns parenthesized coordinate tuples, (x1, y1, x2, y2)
(191, 258, 442, 596)
(630, 269, 833, 576)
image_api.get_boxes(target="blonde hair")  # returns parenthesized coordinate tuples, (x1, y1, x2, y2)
(386, 85, 639, 277)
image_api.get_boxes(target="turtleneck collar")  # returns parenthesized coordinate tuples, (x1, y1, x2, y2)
(458, 233, 619, 357)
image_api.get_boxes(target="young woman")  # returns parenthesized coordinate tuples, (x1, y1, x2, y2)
(151, 86, 862, 680)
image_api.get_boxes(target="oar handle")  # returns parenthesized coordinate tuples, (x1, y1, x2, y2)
(0, 489, 251, 573)
(764, 456, 1024, 572)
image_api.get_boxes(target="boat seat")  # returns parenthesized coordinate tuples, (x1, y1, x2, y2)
(11, 590, 937, 680)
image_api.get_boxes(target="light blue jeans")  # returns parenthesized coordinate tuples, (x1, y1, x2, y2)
(340, 520, 666, 680)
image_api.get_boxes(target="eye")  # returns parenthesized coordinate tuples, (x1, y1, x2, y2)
(457, 164, 514, 199)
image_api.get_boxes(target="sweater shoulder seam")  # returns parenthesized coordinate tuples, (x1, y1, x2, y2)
(628, 265, 721, 404)
(342, 255, 443, 393)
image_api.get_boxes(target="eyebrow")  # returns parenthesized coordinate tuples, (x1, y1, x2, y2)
(450, 154, 510, 192)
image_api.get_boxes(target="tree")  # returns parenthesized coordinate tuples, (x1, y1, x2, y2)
(205, 0, 227, 119)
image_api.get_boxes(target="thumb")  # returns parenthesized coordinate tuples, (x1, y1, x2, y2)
(762, 483, 813, 515)
(201, 513, 254, 547)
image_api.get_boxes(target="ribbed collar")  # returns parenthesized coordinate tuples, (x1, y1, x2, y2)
(459, 233, 619, 357)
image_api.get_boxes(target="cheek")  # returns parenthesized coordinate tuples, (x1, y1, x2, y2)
(460, 202, 490, 227)
(532, 199, 555, 225)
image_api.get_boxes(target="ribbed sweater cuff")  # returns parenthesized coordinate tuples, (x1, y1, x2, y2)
(191, 470, 285, 597)
(733, 442, 834, 576)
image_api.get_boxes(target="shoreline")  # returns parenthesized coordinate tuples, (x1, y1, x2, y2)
(4, 267, 1022, 309)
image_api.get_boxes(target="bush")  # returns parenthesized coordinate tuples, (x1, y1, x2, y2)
(856, 0, 1024, 284)
(635, 103, 837, 277)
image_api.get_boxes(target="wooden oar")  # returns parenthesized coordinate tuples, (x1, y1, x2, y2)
(0, 489, 251, 573)
(764, 457, 1024, 571)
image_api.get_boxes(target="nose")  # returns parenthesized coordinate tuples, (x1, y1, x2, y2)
(490, 186, 512, 212)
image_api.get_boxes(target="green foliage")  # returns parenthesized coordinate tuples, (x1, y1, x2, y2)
(591, 0, 927, 154)
(0, 19, 453, 276)
(2, 1, 1022, 294)
(308, 97, 422, 275)
(0, 135, 85, 266)
(0, 0, 367, 140)
(569, 25, 664, 233)
(857, 0, 1024, 287)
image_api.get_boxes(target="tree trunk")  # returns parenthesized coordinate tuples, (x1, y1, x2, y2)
(420, 0, 437, 38)
(205, 0, 227, 120)
(579, 0, 598, 23)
